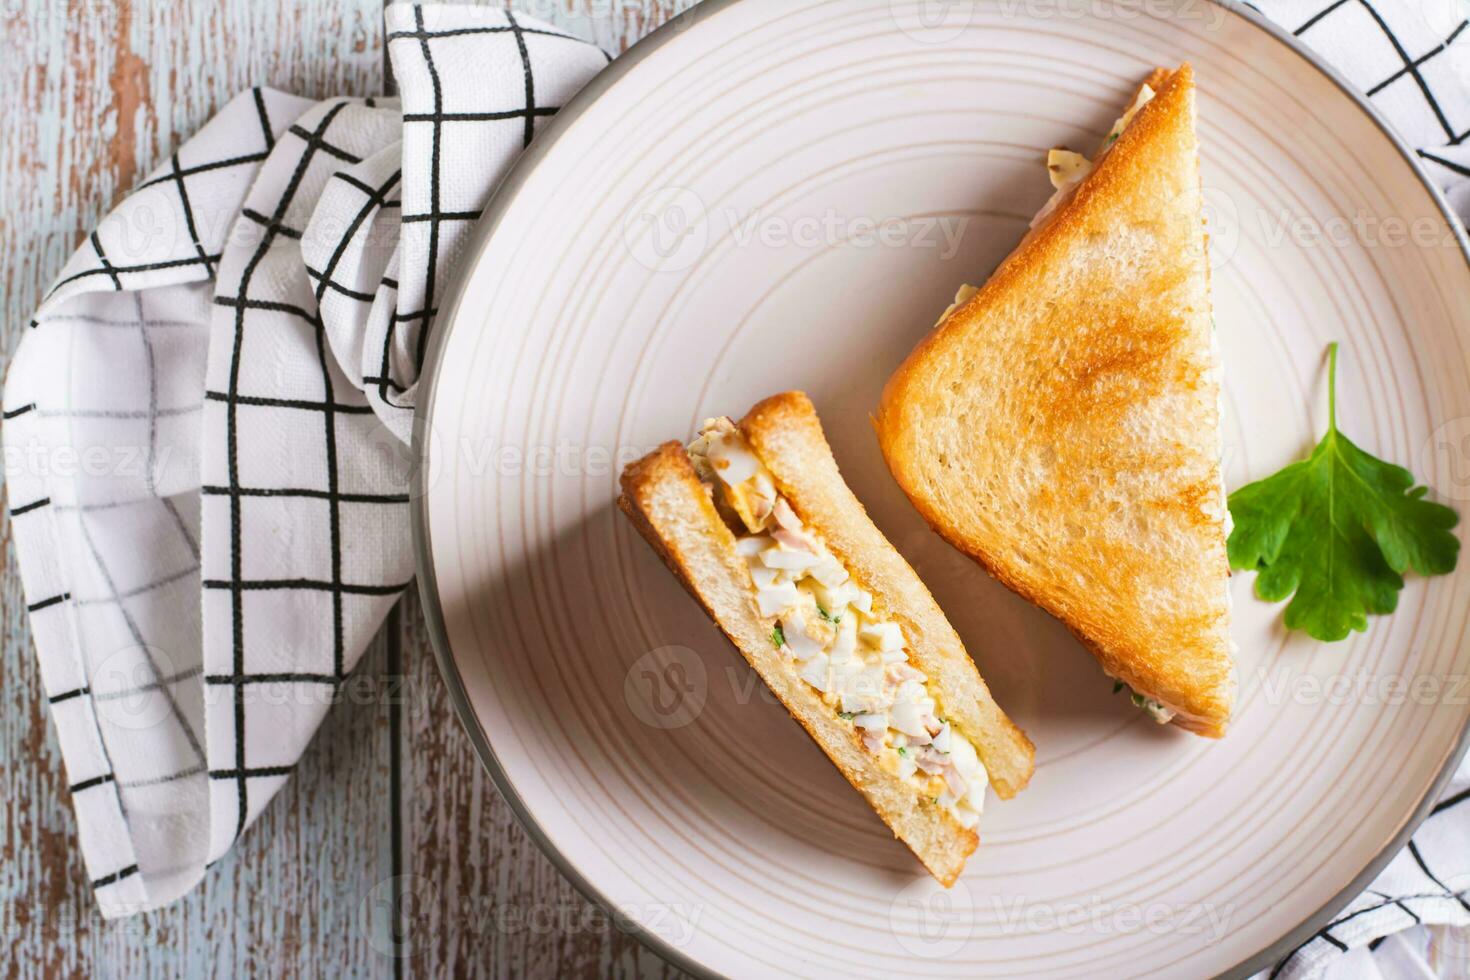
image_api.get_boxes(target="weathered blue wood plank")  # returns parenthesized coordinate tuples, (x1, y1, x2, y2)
(393, 5, 689, 974)
(398, 592, 689, 978)
(1, 0, 390, 975)
(2, 0, 697, 975)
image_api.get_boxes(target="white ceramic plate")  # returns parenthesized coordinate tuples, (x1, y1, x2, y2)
(414, 1, 1470, 975)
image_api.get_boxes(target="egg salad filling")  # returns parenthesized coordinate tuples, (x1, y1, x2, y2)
(688, 418, 990, 829)
(1031, 80, 1158, 230)
(1118, 683, 1175, 725)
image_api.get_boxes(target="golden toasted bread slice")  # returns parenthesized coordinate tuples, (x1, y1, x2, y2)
(874, 65, 1235, 738)
(620, 392, 1034, 885)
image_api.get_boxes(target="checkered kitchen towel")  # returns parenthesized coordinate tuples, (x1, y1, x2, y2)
(1, 0, 1466, 970)
(3, 4, 607, 914)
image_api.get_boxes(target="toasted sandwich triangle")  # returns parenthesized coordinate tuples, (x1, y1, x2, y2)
(875, 64, 1235, 737)
(620, 391, 1035, 886)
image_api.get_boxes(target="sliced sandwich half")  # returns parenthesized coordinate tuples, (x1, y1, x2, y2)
(619, 391, 1034, 885)
(875, 64, 1235, 738)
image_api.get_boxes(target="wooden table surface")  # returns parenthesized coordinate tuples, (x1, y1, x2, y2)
(1, 1, 694, 976)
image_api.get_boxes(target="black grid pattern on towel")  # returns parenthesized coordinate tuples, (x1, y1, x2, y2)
(11, 9, 614, 908)
(20, 292, 213, 806)
(198, 99, 413, 844)
(0, 92, 297, 906)
(310, 167, 411, 407)
(1292, 0, 1468, 145)
(41, 91, 278, 301)
(387, 6, 593, 384)
(1269, 800, 1470, 979)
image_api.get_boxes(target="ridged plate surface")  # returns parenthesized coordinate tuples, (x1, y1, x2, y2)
(416, 1, 1470, 975)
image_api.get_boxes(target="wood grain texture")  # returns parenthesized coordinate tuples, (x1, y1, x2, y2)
(398, 9, 689, 978)
(398, 591, 687, 979)
(1, 3, 392, 975)
(1, 0, 697, 976)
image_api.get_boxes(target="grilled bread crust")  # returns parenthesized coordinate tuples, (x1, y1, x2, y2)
(874, 65, 1235, 737)
(618, 392, 1035, 885)
(741, 392, 1035, 793)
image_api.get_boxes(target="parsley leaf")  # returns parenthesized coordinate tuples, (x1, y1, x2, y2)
(771, 625, 785, 649)
(1227, 343, 1460, 641)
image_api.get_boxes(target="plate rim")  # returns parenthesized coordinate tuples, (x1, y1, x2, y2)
(410, 2, 1470, 976)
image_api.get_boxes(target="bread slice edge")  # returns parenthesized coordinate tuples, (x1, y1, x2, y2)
(740, 391, 1037, 793)
(873, 65, 1234, 736)
(619, 439, 984, 886)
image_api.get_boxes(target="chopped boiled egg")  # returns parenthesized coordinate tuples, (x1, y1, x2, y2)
(1103, 82, 1156, 148)
(781, 608, 825, 661)
(685, 418, 992, 829)
(933, 283, 981, 330)
(799, 653, 831, 693)
(760, 545, 822, 571)
(860, 621, 905, 652)
(755, 580, 799, 617)
(1046, 148, 1092, 191)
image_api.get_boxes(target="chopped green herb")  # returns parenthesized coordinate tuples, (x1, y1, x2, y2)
(1112, 680, 1124, 695)
(1106, 132, 1119, 146)
(897, 747, 909, 757)
(816, 604, 840, 624)
(838, 711, 855, 721)
(771, 625, 785, 649)
(1228, 343, 1460, 641)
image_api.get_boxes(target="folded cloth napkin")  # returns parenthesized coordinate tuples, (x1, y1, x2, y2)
(2, 1, 1467, 974)
(3, 3, 607, 914)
